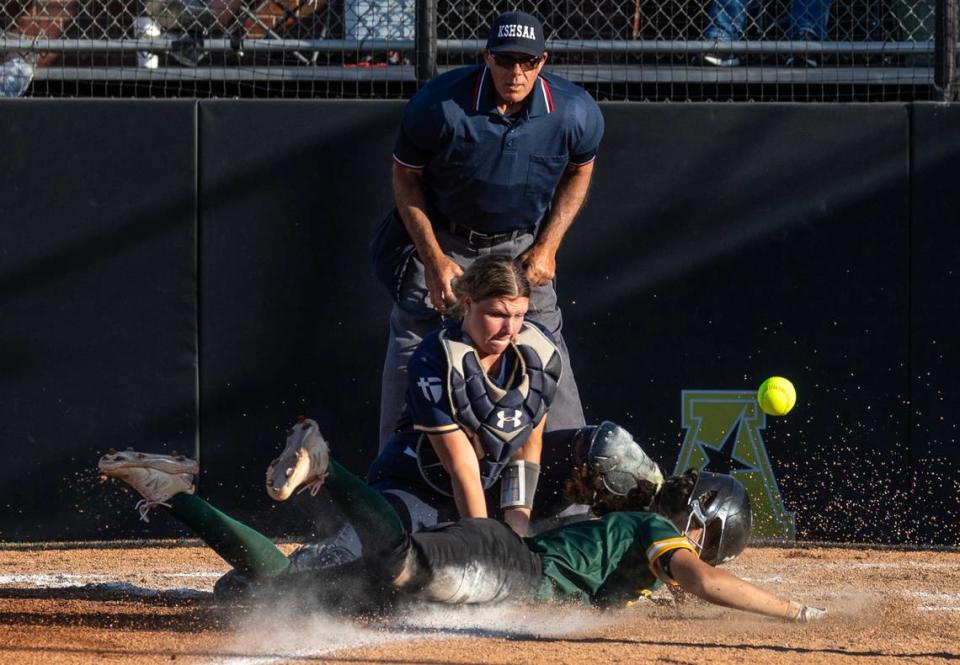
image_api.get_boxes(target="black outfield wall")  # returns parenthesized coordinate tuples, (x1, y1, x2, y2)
(197, 101, 397, 532)
(569, 105, 913, 543)
(0, 100, 956, 545)
(909, 104, 960, 545)
(0, 100, 198, 541)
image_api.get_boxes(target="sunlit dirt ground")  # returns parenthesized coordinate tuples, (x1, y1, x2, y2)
(1, 543, 958, 664)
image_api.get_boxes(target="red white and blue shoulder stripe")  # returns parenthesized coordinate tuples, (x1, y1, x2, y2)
(537, 76, 555, 113)
(472, 66, 488, 111)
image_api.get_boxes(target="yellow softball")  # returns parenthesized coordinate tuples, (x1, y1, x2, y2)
(757, 376, 797, 416)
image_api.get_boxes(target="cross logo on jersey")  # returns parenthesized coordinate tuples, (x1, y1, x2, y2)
(418, 377, 443, 403)
(496, 409, 524, 430)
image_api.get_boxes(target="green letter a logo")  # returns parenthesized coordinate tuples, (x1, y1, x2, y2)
(674, 390, 795, 540)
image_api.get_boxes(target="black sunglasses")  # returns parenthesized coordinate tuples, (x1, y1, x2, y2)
(491, 53, 543, 72)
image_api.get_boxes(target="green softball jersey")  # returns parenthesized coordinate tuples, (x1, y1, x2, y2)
(526, 512, 695, 606)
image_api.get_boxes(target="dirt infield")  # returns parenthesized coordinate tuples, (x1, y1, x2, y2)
(1, 543, 958, 664)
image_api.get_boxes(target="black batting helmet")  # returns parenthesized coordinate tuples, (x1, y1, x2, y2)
(684, 471, 752, 565)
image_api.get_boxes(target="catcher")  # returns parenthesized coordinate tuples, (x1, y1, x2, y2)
(360, 254, 589, 538)
(98, 419, 826, 619)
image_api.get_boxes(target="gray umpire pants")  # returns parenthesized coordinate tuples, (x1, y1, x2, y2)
(378, 225, 586, 454)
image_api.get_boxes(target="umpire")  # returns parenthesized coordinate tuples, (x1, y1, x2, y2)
(371, 10, 604, 486)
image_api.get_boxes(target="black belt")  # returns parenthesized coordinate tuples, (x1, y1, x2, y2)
(445, 221, 535, 248)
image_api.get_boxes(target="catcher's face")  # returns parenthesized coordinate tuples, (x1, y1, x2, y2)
(462, 295, 529, 358)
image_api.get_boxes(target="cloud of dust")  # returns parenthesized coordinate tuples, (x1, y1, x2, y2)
(221, 606, 408, 664)
(390, 601, 616, 638)
(815, 590, 883, 618)
(218, 595, 617, 663)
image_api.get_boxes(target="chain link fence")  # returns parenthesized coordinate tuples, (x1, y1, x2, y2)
(0, 0, 419, 97)
(0, 0, 956, 99)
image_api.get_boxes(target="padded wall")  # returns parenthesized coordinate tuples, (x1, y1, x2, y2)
(0, 100, 198, 540)
(560, 104, 912, 543)
(2, 100, 956, 544)
(196, 101, 400, 532)
(908, 104, 960, 544)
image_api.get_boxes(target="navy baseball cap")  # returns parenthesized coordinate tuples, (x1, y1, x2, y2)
(485, 11, 546, 57)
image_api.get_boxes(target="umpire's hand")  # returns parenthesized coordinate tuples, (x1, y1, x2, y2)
(425, 253, 464, 312)
(520, 243, 557, 286)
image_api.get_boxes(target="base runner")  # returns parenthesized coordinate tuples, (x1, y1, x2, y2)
(98, 418, 825, 620)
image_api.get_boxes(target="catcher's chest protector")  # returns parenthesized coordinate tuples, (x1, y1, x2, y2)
(416, 323, 562, 495)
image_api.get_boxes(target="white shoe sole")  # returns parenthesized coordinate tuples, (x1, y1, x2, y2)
(266, 417, 329, 501)
(98, 451, 197, 520)
(99, 449, 198, 475)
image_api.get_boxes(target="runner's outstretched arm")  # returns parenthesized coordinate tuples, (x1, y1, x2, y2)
(668, 549, 825, 621)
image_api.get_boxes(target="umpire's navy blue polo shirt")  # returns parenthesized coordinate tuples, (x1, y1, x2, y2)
(393, 65, 604, 235)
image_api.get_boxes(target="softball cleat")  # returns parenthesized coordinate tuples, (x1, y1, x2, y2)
(265, 417, 330, 501)
(98, 450, 198, 522)
(98, 449, 198, 475)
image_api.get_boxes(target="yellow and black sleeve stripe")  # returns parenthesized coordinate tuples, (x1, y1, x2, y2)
(645, 537, 696, 583)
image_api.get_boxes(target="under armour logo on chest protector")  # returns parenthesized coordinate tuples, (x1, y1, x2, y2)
(496, 409, 524, 430)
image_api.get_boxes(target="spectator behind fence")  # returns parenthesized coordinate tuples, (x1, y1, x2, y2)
(1, 0, 77, 97)
(343, 0, 413, 65)
(703, 0, 834, 67)
(135, 0, 329, 68)
(135, 0, 243, 67)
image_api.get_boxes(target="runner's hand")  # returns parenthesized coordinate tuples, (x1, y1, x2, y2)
(794, 605, 827, 622)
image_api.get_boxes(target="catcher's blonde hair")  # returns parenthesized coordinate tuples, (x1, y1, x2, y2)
(447, 255, 531, 319)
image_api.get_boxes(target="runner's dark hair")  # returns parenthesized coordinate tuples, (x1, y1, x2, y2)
(564, 467, 700, 518)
